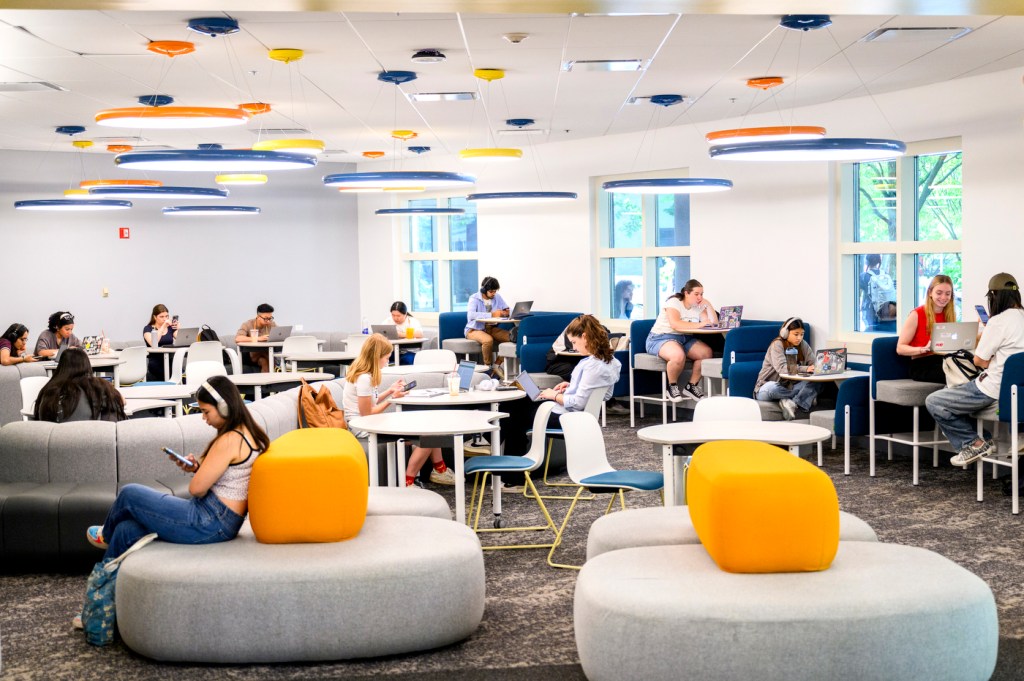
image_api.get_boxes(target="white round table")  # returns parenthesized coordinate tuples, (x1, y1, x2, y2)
(382, 363, 488, 376)
(280, 351, 356, 374)
(637, 421, 832, 506)
(228, 371, 333, 399)
(118, 384, 197, 416)
(42, 354, 126, 387)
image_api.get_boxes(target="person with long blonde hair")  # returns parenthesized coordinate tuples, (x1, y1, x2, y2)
(341, 333, 454, 488)
(896, 274, 956, 383)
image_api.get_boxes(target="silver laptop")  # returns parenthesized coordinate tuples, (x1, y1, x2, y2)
(371, 324, 399, 340)
(514, 371, 544, 401)
(706, 305, 743, 330)
(268, 326, 293, 342)
(510, 301, 534, 320)
(171, 327, 201, 347)
(805, 348, 846, 376)
(931, 322, 978, 354)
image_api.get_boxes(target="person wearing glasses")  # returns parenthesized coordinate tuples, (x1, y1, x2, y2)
(464, 276, 512, 379)
(34, 311, 81, 359)
(234, 303, 277, 373)
(1, 323, 39, 366)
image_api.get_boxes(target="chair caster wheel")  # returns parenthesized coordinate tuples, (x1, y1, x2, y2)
(493, 516, 505, 529)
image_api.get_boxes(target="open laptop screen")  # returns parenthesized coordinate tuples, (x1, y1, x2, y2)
(458, 360, 476, 391)
(515, 371, 542, 401)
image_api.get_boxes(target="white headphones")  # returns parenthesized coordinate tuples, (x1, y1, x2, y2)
(779, 317, 799, 339)
(201, 380, 230, 418)
(477, 378, 499, 391)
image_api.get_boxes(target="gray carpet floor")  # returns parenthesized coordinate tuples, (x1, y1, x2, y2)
(2, 409, 1023, 680)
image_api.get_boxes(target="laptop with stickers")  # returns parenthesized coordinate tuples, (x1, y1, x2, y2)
(930, 322, 978, 354)
(797, 348, 847, 377)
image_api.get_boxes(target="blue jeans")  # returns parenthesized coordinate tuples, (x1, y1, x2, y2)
(101, 483, 245, 560)
(925, 381, 994, 451)
(756, 381, 822, 412)
(646, 332, 699, 356)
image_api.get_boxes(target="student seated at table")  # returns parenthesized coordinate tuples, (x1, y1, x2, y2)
(34, 311, 81, 359)
(342, 333, 455, 488)
(143, 304, 179, 381)
(545, 320, 629, 415)
(753, 317, 823, 421)
(645, 279, 718, 402)
(927, 272, 1024, 466)
(234, 303, 276, 373)
(384, 301, 423, 365)
(34, 348, 125, 423)
(465, 276, 511, 379)
(895, 274, 956, 384)
(0, 323, 38, 366)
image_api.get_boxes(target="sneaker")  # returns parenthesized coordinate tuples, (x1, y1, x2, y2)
(86, 526, 107, 550)
(950, 440, 990, 467)
(72, 613, 83, 630)
(605, 401, 630, 415)
(683, 382, 706, 401)
(429, 467, 457, 485)
(779, 398, 798, 421)
(667, 384, 684, 403)
(406, 477, 425, 489)
(490, 363, 505, 381)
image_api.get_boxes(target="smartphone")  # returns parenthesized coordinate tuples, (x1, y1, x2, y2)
(171, 315, 179, 324)
(404, 380, 417, 391)
(975, 305, 989, 324)
(162, 446, 195, 469)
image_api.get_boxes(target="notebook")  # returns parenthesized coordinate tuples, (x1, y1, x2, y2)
(931, 322, 978, 354)
(268, 326, 293, 342)
(371, 324, 399, 340)
(798, 348, 847, 376)
(705, 305, 743, 330)
(170, 327, 201, 347)
(510, 301, 534, 320)
(514, 371, 544, 402)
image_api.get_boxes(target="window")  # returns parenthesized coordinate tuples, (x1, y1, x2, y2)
(838, 142, 962, 337)
(400, 197, 478, 313)
(596, 175, 691, 323)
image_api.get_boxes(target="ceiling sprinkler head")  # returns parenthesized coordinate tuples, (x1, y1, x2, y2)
(503, 33, 529, 45)
(411, 49, 446, 63)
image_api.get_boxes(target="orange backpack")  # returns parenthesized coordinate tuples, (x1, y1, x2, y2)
(297, 378, 348, 429)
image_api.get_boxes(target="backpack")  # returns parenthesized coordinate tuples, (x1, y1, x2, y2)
(197, 324, 220, 343)
(868, 271, 896, 318)
(297, 378, 348, 429)
(81, 533, 158, 646)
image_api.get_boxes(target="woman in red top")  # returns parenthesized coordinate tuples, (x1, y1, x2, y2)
(896, 274, 955, 383)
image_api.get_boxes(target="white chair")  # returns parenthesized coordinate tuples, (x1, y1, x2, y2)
(530, 387, 609, 500)
(548, 412, 663, 569)
(465, 400, 560, 548)
(187, 341, 226, 364)
(20, 376, 50, 420)
(414, 348, 457, 367)
(279, 335, 320, 371)
(183, 360, 228, 387)
(693, 395, 762, 423)
(168, 347, 188, 384)
(117, 346, 150, 386)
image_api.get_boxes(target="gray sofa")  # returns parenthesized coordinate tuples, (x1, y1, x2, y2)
(0, 363, 48, 427)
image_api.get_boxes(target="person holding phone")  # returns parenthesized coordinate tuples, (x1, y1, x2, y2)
(342, 333, 453, 488)
(0, 323, 38, 366)
(34, 311, 81, 359)
(896, 275, 956, 384)
(464, 276, 511, 379)
(83, 376, 268, 563)
(143, 304, 179, 381)
(645, 279, 718, 402)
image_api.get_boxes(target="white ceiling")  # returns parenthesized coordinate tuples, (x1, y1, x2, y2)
(0, 8, 1021, 161)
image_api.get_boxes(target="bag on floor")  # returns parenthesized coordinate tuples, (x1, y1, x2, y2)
(297, 378, 348, 429)
(81, 532, 158, 646)
(943, 350, 981, 388)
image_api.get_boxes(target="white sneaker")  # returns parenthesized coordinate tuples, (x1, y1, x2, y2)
(779, 398, 798, 421)
(429, 467, 457, 485)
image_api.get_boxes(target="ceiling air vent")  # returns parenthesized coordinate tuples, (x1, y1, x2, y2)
(862, 27, 971, 43)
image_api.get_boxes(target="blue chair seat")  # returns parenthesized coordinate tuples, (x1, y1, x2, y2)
(136, 381, 174, 386)
(526, 428, 564, 437)
(580, 470, 664, 491)
(465, 456, 536, 474)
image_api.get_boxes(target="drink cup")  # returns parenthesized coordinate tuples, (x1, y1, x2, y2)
(406, 326, 415, 339)
(447, 373, 460, 397)
(250, 329, 259, 341)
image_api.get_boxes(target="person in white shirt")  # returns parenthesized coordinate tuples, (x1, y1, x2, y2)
(926, 272, 1024, 466)
(384, 301, 424, 365)
(342, 333, 455, 488)
(644, 279, 718, 403)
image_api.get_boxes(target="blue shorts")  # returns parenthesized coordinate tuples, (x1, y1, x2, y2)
(646, 332, 698, 355)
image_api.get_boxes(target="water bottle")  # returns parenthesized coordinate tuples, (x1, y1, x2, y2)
(361, 316, 369, 335)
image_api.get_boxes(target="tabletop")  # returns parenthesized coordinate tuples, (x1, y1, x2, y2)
(637, 420, 832, 447)
(281, 351, 357, 362)
(382, 363, 488, 376)
(40, 355, 125, 370)
(236, 340, 286, 349)
(779, 370, 870, 382)
(122, 398, 177, 416)
(482, 317, 521, 324)
(228, 371, 333, 386)
(119, 384, 196, 400)
(348, 409, 506, 436)
(390, 389, 526, 407)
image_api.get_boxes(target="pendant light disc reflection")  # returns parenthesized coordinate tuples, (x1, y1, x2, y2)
(163, 206, 260, 216)
(601, 178, 733, 194)
(708, 138, 906, 161)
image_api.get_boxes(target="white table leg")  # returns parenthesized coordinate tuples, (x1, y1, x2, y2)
(393, 346, 400, 366)
(267, 347, 275, 373)
(254, 386, 263, 400)
(789, 444, 801, 457)
(454, 434, 466, 524)
(174, 399, 183, 418)
(368, 433, 379, 487)
(163, 354, 170, 381)
(662, 443, 675, 506)
(113, 363, 121, 388)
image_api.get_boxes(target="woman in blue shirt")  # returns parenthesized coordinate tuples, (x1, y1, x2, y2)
(464, 276, 511, 377)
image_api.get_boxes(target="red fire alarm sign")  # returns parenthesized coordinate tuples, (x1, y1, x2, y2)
(119, 227, 130, 239)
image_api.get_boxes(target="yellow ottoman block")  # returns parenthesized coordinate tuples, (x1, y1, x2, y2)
(248, 428, 369, 544)
(687, 440, 839, 573)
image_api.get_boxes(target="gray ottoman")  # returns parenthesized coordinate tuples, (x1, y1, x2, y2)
(442, 338, 481, 360)
(367, 486, 451, 520)
(117, 515, 485, 662)
(575, 542, 998, 681)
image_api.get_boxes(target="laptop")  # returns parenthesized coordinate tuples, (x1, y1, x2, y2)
(371, 324, 399, 340)
(514, 371, 544, 402)
(931, 322, 978, 354)
(268, 326, 293, 342)
(798, 348, 847, 377)
(170, 327, 201, 347)
(509, 301, 534, 320)
(81, 335, 100, 356)
(458, 360, 476, 391)
(705, 305, 743, 330)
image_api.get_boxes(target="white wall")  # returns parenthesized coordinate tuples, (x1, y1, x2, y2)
(0, 153, 360, 343)
(357, 66, 1024, 347)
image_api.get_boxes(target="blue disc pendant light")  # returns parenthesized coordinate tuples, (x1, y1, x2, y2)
(163, 205, 260, 216)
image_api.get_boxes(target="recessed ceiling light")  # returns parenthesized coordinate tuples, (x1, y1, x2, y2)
(562, 59, 645, 72)
(861, 27, 972, 43)
(406, 92, 477, 102)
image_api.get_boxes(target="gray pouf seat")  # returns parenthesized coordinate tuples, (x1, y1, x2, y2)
(575, 541, 998, 681)
(875, 378, 942, 405)
(117, 515, 485, 663)
(586, 506, 878, 560)
(367, 486, 452, 520)
(442, 338, 482, 359)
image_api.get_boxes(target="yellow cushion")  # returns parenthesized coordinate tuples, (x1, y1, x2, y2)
(687, 440, 839, 573)
(248, 428, 368, 544)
